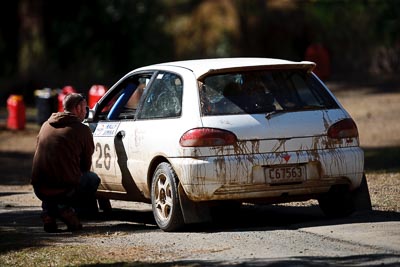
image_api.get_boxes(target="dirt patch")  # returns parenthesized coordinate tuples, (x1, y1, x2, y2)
(368, 172, 400, 212)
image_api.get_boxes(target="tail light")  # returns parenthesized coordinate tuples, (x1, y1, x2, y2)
(327, 118, 358, 139)
(180, 128, 237, 147)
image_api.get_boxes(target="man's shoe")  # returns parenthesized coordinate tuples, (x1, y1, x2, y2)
(41, 214, 60, 233)
(59, 208, 82, 231)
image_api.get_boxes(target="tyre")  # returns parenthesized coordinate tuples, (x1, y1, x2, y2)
(318, 174, 372, 218)
(151, 162, 184, 231)
(351, 174, 373, 211)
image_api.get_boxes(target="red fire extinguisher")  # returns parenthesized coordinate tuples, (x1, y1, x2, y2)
(58, 85, 76, 112)
(305, 43, 331, 80)
(7, 95, 26, 130)
(88, 85, 107, 108)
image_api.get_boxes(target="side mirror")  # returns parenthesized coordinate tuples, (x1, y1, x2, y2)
(85, 106, 90, 119)
(84, 109, 95, 123)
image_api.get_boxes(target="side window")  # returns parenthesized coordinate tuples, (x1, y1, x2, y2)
(95, 73, 153, 121)
(137, 72, 183, 120)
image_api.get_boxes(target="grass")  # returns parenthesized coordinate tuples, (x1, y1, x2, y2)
(0, 244, 176, 267)
(0, 245, 111, 267)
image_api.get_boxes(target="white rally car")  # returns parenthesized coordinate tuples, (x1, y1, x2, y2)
(86, 58, 372, 231)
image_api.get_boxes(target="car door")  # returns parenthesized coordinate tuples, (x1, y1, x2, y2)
(88, 72, 154, 199)
(125, 71, 185, 195)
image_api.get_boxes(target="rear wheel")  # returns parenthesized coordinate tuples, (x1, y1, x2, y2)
(318, 174, 372, 218)
(151, 162, 184, 231)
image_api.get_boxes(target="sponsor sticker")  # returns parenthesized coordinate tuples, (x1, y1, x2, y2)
(93, 122, 120, 137)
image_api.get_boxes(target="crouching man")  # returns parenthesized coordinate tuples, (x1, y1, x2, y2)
(31, 93, 100, 233)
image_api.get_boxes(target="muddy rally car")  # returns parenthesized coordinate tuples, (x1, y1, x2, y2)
(85, 58, 372, 231)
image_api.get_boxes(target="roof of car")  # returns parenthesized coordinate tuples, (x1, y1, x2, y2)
(147, 58, 316, 79)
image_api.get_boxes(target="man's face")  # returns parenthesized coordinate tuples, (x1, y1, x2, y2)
(76, 100, 88, 121)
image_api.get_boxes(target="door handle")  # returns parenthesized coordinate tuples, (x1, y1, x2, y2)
(116, 130, 125, 138)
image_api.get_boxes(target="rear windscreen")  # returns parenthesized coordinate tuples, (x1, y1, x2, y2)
(200, 70, 338, 115)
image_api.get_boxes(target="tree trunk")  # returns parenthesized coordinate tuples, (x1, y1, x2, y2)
(18, 0, 45, 79)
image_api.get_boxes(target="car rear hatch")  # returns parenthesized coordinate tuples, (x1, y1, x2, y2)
(199, 109, 355, 154)
(177, 65, 363, 196)
(195, 67, 360, 155)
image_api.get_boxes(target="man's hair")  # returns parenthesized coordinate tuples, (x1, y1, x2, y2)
(63, 93, 85, 112)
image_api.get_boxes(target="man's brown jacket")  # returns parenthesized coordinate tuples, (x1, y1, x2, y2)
(31, 112, 94, 197)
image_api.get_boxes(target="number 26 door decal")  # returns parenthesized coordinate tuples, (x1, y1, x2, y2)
(95, 143, 111, 170)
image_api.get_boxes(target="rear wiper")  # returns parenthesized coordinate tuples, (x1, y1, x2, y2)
(301, 105, 325, 110)
(265, 109, 285, 120)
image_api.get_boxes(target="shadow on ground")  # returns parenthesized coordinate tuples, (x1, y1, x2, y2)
(1, 206, 399, 266)
(1, 200, 399, 253)
(83, 254, 400, 267)
(364, 146, 400, 172)
(0, 151, 33, 185)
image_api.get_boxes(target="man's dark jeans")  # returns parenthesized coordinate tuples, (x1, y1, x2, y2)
(34, 171, 101, 218)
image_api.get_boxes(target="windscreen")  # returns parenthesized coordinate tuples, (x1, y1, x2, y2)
(200, 70, 338, 116)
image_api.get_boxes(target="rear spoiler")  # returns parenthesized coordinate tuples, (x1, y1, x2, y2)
(198, 62, 316, 81)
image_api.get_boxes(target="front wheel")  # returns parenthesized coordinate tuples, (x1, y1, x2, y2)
(151, 162, 184, 231)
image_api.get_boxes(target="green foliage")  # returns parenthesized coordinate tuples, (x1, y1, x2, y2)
(0, 1, 18, 77)
(303, 0, 400, 73)
(373, 0, 400, 46)
(43, 0, 174, 85)
(0, 0, 399, 99)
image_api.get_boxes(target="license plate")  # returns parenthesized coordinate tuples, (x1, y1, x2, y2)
(265, 165, 306, 184)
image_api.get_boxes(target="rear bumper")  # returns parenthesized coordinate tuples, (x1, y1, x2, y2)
(170, 147, 364, 201)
